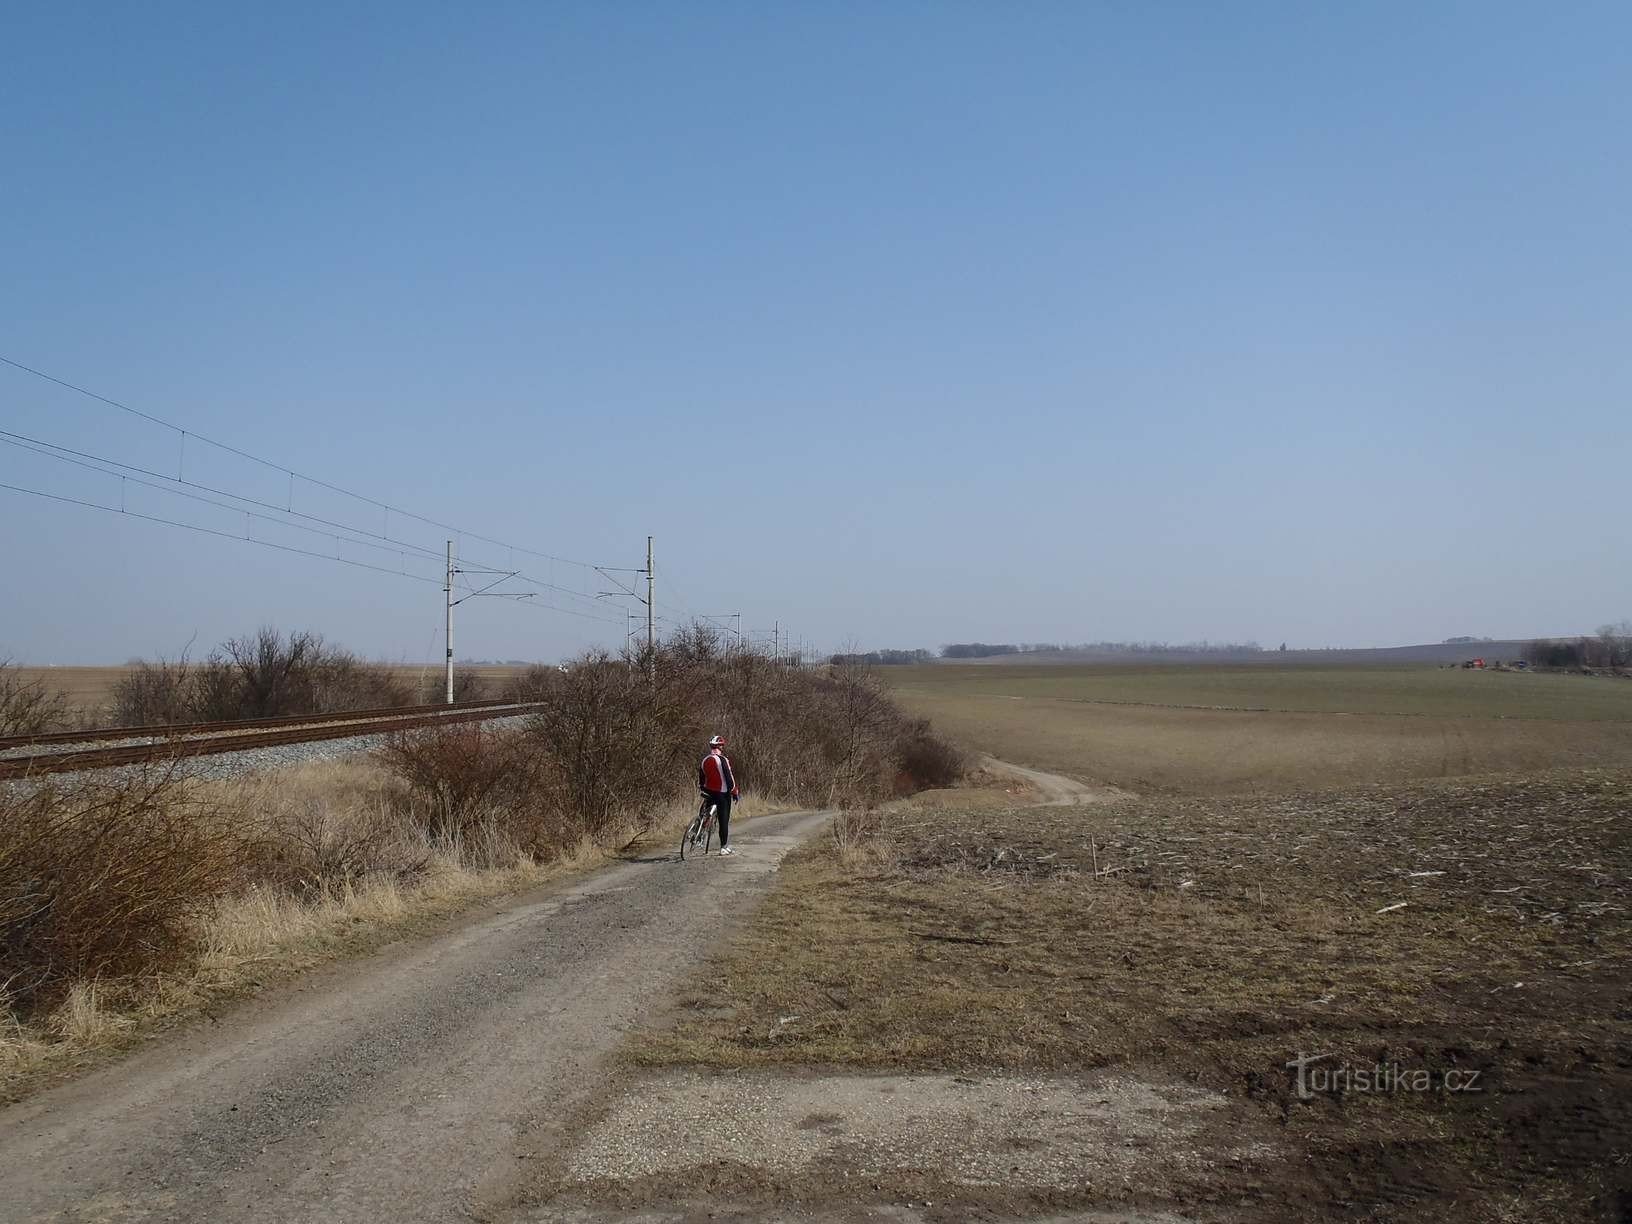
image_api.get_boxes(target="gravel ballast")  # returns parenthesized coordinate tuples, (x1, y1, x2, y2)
(4, 713, 536, 787)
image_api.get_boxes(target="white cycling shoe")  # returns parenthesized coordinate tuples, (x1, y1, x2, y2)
(719, 846, 736, 856)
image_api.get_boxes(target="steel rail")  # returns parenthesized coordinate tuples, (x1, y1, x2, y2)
(0, 704, 546, 780)
(0, 698, 528, 752)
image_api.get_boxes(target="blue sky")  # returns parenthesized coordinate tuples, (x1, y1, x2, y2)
(3, 2, 1628, 662)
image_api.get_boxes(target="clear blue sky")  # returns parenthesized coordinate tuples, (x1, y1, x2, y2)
(3, 2, 1628, 663)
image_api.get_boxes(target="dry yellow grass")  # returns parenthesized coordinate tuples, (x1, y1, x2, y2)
(0, 851, 570, 1095)
(6, 666, 130, 721)
(885, 665, 1632, 794)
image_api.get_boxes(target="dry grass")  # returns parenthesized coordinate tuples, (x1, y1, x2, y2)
(0, 765, 245, 1010)
(4, 666, 125, 723)
(887, 661, 1632, 720)
(632, 769, 1632, 1221)
(0, 746, 774, 1097)
(887, 665, 1632, 794)
(0, 756, 683, 1099)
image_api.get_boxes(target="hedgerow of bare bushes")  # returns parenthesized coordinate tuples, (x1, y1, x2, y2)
(380, 723, 553, 843)
(519, 628, 966, 825)
(111, 628, 419, 725)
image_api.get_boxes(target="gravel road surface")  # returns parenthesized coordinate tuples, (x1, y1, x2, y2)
(0, 807, 830, 1223)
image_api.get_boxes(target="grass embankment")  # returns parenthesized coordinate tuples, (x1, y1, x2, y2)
(885, 663, 1632, 793)
(633, 770, 1632, 1221)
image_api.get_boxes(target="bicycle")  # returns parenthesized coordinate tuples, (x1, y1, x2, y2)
(680, 796, 717, 860)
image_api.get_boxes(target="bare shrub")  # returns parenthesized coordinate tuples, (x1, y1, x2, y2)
(113, 628, 417, 725)
(1596, 621, 1632, 672)
(515, 631, 962, 824)
(0, 769, 243, 1012)
(320, 657, 415, 711)
(824, 656, 913, 806)
(254, 797, 423, 893)
(455, 672, 488, 702)
(526, 651, 699, 838)
(500, 665, 560, 703)
(830, 806, 893, 869)
(896, 720, 966, 791)
(216, 628, 325, 717)
(698, 648, 832, 803)
(1524, 638, 1581, 669)
(416, 670, 488, 705)
(378, 724, 551, 843)
(0, 659, 68, 737)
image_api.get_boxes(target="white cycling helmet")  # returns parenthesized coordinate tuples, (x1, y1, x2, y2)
(708, 734, 726, 747)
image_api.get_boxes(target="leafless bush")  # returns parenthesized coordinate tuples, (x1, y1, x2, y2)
(215, 628, 325, 717)
(378, 724, 552, 844)
(320, 657, 415, 711)
(1597, 622, 1632, 672)
(896, 720, 966, 791)
(113, 628, 416, 725)
(415, 670, 488, 705)
(525, 652, 698, 838)
(251, 797, 425, 894)
(518, 632, 964, 824)
(1523, 638, 1581, 669)
(0, 768, 244, 1012)
(0, 659, 68, 737)
(499, 664, 560, 703)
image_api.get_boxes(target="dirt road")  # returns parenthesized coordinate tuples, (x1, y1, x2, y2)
(979, 753, 1129, 804)
(0, 808, 830, 1223)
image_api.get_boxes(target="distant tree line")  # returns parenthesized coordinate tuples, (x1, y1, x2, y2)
(1524, 623, 1632, 671)
(939, 640, 1266, 659)
(828, 648, 935, 666)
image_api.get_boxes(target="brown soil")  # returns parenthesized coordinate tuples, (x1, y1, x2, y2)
(625, 768, 1632, 1222)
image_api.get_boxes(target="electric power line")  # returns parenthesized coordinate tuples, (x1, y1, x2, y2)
(0, 428, 625, 615)
(2, 431, 440, 572)
(0, 479, 628, 626)
(0, 354, 759, 639)
(0, 353, 613, 576)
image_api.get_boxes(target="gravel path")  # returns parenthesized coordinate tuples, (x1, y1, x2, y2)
(0, 806, 831, 1223)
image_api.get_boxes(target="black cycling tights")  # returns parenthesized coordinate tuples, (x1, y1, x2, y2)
(706, 792, 733, 847)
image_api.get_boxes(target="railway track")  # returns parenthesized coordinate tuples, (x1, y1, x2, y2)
(0, 701, 546, 780)
(0, 698, 528, 752)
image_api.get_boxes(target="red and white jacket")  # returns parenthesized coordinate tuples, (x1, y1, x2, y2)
(699, 748, 737, 796)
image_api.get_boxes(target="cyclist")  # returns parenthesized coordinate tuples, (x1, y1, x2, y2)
(698, 734, 740, 855)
